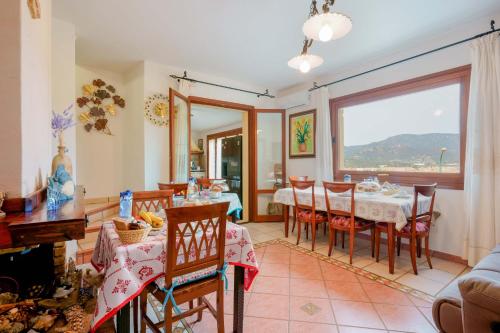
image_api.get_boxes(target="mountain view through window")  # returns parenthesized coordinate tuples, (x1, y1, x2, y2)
(338, 83, 461, 173)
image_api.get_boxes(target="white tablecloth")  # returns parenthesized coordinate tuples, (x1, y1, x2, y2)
(274, 187, 433, 231)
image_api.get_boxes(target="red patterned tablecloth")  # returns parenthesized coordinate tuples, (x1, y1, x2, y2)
(90, 221, 259, 331)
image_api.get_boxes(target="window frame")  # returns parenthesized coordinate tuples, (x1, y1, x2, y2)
(329, 65, 471, 190)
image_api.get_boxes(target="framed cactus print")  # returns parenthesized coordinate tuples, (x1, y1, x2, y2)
(289, 109, 316, 158)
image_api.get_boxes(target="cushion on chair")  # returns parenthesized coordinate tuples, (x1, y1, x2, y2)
(155, 266, 217, 289)
(400, 222, 429, 234)
(297, 209, 328, 221)
(329, 215, 372, 229)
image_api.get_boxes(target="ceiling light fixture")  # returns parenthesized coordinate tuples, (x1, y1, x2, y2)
(288, 0, 351, 73)
(303, 0, 352, 42)
(288, 38, 324, 74)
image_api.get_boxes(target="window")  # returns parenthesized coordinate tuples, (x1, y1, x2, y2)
(330, 66, 470, 189)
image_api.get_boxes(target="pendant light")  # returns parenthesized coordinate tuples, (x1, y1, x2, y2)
(303, 0, 352, 42)
(288, 38, 324, 73)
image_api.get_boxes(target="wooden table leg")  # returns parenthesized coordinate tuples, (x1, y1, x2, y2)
(233, 266, 245, 333)
(387, 223, 395, 274)
(116, 302, 130, 333)
(283, 204, 289, 238)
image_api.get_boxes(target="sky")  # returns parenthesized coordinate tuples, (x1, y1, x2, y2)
(341, 83, 461, 146)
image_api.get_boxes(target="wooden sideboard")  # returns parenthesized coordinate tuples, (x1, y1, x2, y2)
(0, 186, 86, 249)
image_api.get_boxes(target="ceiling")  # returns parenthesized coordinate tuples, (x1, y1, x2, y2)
(53, 0, 500, 91)
(190, 104, 242, 132)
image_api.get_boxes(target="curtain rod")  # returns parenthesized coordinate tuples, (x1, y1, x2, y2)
(169, 71, 275, 98)
(309, 20, 499, 92)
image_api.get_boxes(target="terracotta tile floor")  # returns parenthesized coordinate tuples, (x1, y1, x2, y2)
(186, 221, 470, 332)
(244, 222, 468, 297)
(187, 240, 439, 333)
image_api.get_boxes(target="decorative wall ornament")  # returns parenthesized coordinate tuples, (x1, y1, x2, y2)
(144, 93, 169, 127)
(27, 0, 41, 19)
(76, 79, 125, 135)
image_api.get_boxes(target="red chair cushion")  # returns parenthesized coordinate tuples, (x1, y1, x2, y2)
(377, 221, 429, 234)
(297, 209, 328, 222)
(401, 222, 429, 234)
(329, 216, 372, 229)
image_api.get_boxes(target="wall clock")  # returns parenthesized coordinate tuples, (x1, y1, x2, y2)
(144, 94, 169, 127)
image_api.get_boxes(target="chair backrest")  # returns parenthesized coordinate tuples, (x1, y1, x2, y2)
(410, 183, 437, 233)
(164, 202, 229, 284)
(197, 178, 225, 190)
(290, 179, 316, 213)
(132, 190, 174, 216)
(158, 182, 189, 198)
(289, 176, 308, 181)
(323, 182, 356, 221)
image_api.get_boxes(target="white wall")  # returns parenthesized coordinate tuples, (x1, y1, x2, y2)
(143, 61, 169, 190)
(142, 60, 276, 190)
(75, 65, 126, 198)
(0, 0, 22, 196)
(123, 63, 145, 191)
(20, 0, 52, 196)
(51, 18, 76, 180)
(278, 13, 500, 258)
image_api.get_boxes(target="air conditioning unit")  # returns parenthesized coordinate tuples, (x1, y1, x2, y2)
(277, 91, 311, 110)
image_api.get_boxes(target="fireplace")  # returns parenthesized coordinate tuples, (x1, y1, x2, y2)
(0, 242, 66, 299)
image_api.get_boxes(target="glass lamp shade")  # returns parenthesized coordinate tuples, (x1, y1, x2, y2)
(288, 54, 324, 73)
(303, 12, 352, 42)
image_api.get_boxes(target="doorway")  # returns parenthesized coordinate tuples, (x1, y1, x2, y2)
(169, 89, 285, 222)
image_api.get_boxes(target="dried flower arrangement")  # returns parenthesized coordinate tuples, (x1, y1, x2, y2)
(76, 79, 126, 135)
(51, 104, 75, 146)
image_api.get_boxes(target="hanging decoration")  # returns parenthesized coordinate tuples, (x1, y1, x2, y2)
(144, 93, 169, 127)
(76, 79, 126, 135)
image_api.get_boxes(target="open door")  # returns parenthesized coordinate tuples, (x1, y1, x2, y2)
(169, 88, 191, 182)
(253, 109, 286, 222)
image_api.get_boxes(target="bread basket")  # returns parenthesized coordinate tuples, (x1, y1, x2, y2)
(113, 219, 151, 244)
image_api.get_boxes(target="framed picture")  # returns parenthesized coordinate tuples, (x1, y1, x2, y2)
(289, 109, 316, 158)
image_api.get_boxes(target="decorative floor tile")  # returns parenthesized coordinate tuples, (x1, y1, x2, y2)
(290, 297, 336, 324)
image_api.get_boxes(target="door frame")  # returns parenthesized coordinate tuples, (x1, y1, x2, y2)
(253, 109, 286, 222)
(169, 88, 191, 182)
(188, 96, 256, 221)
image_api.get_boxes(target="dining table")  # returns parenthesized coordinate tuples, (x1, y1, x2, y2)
(273, 186, 434, 274)
(89, 202, 257, 333)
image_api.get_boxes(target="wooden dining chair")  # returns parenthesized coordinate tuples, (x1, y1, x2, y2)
(158, 182, 189, 198)
(132, 190, 175, 216)
(139, 202, 229, 333)
(290, 179, 327, 251)
(197, 178, 225, 190)
(289, 176, 309, 233)
(323, 182, 375, 264)
(374, 183, 437, 275)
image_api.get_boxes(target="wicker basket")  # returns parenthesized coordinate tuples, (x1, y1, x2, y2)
(114, 222, 152, 244)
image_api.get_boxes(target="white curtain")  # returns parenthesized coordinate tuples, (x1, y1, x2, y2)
(173, 80, 192, 182)
(463, 34, 500, 266)
(314, 87, 334, 183)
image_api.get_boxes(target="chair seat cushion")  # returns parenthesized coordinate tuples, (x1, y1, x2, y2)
(297, 209, 328, 222)
(377, 222, 429, 234)
(329, 216, 373, 229)
(155, 266, 217, 289)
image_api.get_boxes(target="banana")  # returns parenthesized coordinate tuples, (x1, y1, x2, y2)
(139, 211, 152, 225)
(148, 213, 164, 228)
